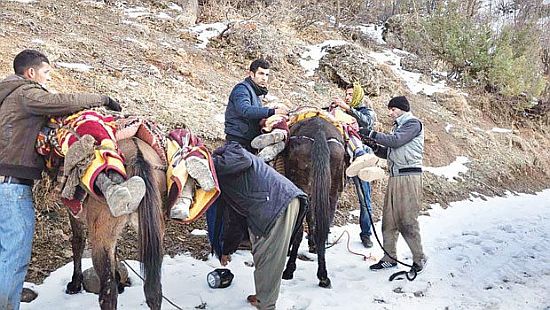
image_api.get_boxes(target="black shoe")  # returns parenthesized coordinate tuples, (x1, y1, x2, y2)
(360, 235, 373, 248)
(369, 260, 397, 271)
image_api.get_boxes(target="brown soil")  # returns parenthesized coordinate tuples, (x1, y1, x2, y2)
(0, 0, 549, 285)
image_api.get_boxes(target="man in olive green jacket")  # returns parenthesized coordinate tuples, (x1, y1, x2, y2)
(0, 49, 121, 310)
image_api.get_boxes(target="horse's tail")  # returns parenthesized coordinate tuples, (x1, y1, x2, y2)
(132, 142, 164, 305)
(311, 128, 331, 248)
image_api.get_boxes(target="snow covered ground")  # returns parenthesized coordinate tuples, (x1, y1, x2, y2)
(22, 189, 550, 309)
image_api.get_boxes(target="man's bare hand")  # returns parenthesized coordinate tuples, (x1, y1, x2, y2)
(220, 255, 231, 266)
(332, 97, 350, 111)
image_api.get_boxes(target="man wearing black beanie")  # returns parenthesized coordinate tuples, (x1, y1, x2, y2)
(357, 95, 427, 275)
(387, 96, 410, 112)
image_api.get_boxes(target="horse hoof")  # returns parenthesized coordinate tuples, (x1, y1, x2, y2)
(65, 282, 82, 294)
(318, 278, 331, 288)
(282, 270, 294, 280)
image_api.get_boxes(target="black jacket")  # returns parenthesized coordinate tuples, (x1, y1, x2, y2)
(212, 142, 307, 254)
(224, 78, 273, 144)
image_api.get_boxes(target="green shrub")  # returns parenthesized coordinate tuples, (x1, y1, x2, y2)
(408, 1, 547, 99)
(486, 26, 546, 98)
(419, 2, 492, 80)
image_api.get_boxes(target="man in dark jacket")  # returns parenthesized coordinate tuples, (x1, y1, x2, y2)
(213, 141, 307, 310)
(224, 59, 288, 152)
(358, 96, 427, 274)
(0, 49, 120, 310)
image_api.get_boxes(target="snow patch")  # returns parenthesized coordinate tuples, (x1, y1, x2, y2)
(55, 62, 93, 72)
(191, 229, 208, 236)
(300, 40, 348, 77)
(445, 123, 453, 133)
(168, 2, 183, 11)
(31, 39, 44, 45)
(6, 0, 37, 3)
(490, 127, 513, 134)
(156, 12, 172, 20)
(369, 49, 449, 95)
(189, 22, 227, 49)
(424, 156, 470, 182)
(355, 24, 386, 45)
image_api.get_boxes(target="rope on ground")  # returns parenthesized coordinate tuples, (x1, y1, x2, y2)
(120, 259, 184, 310)
(325, 229, 375, 262)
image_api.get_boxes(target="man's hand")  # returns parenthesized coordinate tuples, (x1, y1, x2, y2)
(362, 137, 379, 152)
(220, 254, 231, 266)
(332, 97, 350, 111)
(105, 97, 122, 112)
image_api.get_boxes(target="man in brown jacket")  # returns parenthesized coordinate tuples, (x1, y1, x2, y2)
(0, 49, 122, 310)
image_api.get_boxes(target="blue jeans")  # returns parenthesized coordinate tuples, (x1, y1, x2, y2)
(359, 180, 372, 238)
(354, 147, 373, 238)
(0, 183, 35, 310)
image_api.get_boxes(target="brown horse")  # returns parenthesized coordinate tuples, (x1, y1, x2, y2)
(65, 137, 166, 310)
(282, 116, 346, 288)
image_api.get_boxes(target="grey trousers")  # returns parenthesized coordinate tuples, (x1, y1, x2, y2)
(250, 198, 300, 310)
(381, 174, 425, 264)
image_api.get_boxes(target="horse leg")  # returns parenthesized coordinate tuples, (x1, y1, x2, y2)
(306, 209, 316, 253)
(317, 195, 340, 289)
(87, 203, 125, 310)
(66, 212, 86, 294)
(282, 223, 303, 280)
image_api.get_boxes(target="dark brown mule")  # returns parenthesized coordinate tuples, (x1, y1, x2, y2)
(65, 137, 166, 310)
(282, 116, 346, 288)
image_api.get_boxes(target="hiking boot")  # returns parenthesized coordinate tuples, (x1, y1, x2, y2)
(357, 166, 386, 182)
(345, 153, 379, 177)
(251, 129, 287, 150)
(170, 179, 194, 220)
(361, 235, 373, 248)
(185, 156, 215, 191)
(369, 260, 397, 271)
(95, 173, 146, 217)
(257, 141, 285, 162)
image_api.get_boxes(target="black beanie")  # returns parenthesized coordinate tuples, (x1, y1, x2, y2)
(388, 96, 410, 112)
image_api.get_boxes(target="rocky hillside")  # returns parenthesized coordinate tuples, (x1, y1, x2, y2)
(1, 0, 549, 284)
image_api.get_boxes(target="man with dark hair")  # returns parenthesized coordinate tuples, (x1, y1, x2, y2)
(332, 82, 378, 248)
(13, 49, 50, 75)
(358, 95, 427, 274)
(224, 58, 288, 152)
(0, 49, 122, 310)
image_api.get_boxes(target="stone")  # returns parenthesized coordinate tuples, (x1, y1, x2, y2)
(83, 262, 129, 294)
(21, 287, 38, 303)
(318, 44, 387, 96)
